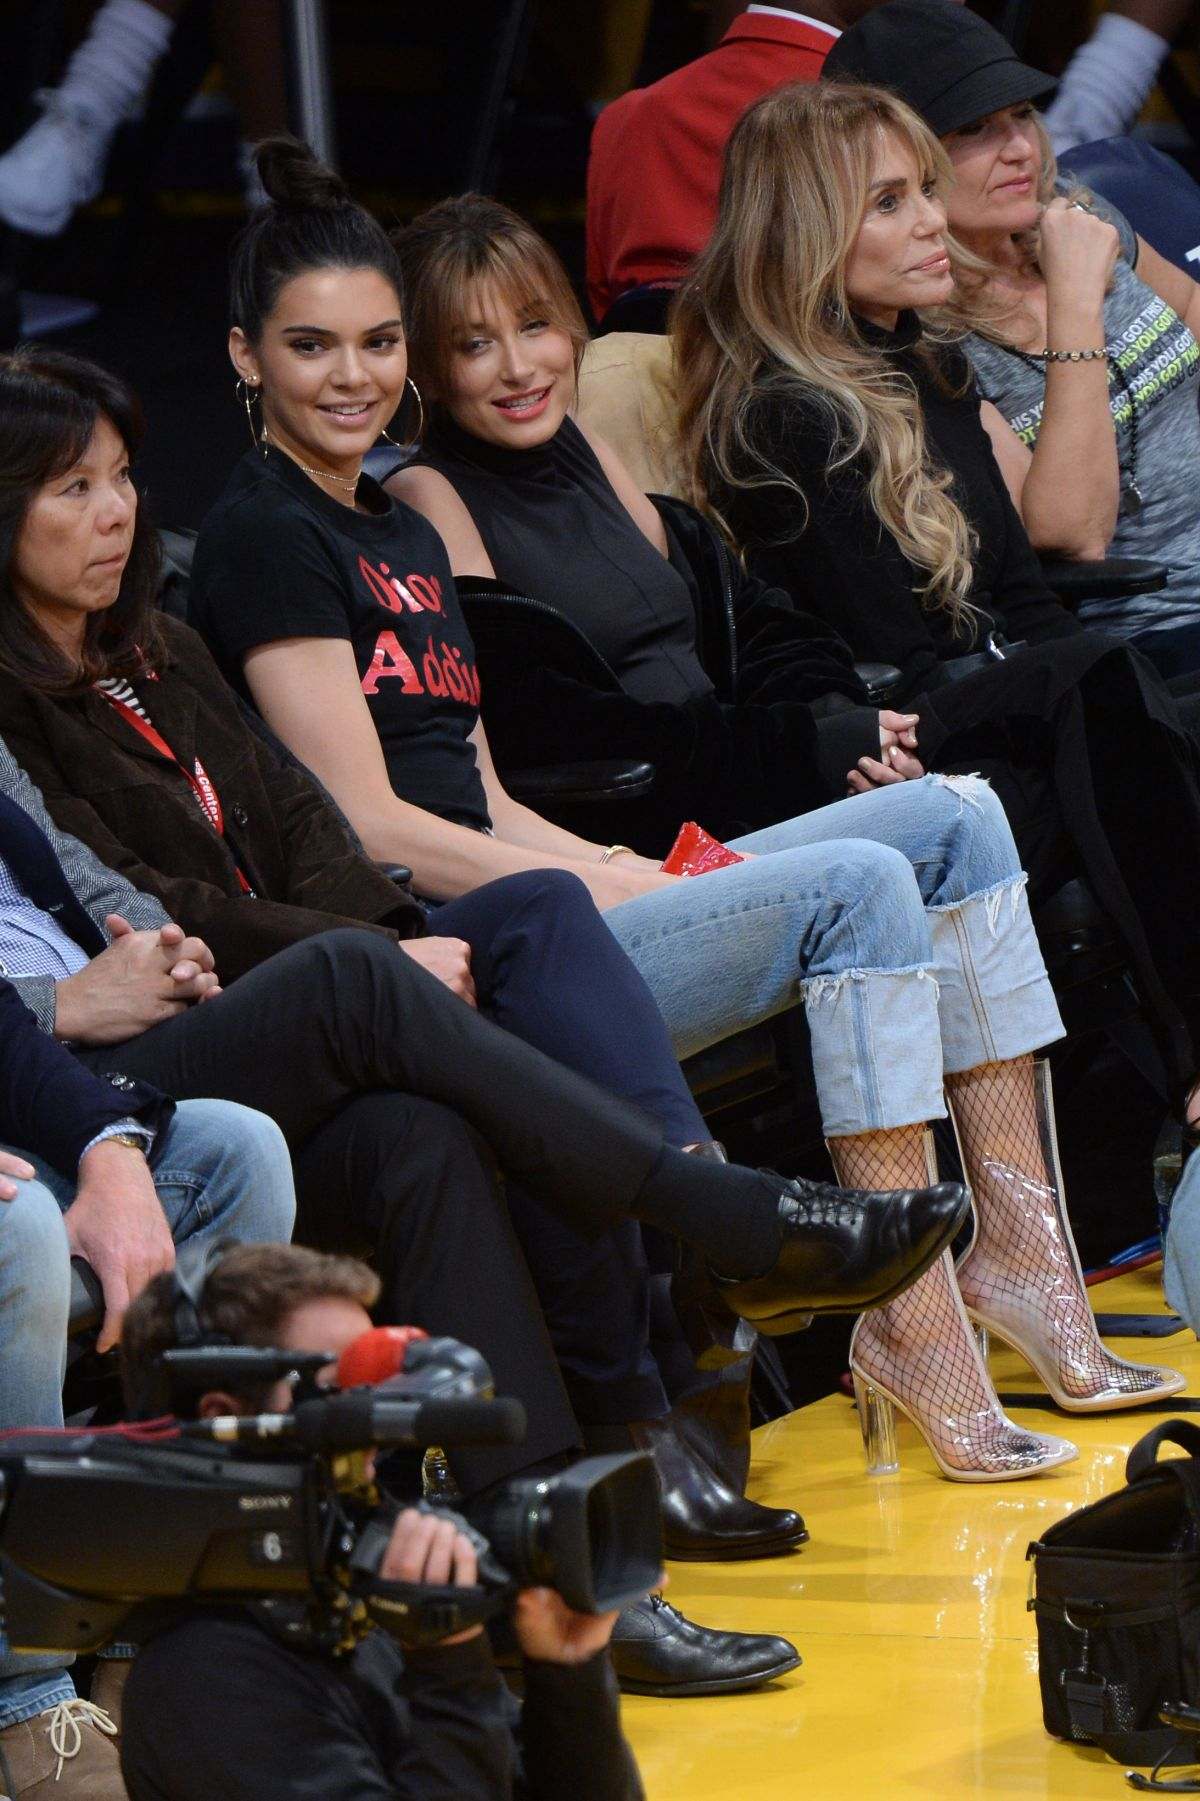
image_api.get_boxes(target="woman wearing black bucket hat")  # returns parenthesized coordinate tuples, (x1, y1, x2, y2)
(825, 0, 1200, 678)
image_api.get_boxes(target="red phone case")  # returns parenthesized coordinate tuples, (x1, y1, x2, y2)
(660, 821, 746, 878)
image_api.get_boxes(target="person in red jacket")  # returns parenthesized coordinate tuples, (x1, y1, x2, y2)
(586, 3, 945, 326)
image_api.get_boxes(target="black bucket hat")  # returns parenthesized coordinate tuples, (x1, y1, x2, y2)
(823, 0, 1057, 137)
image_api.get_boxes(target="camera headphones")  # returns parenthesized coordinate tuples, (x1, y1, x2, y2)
(134, 1241, 326, 1420)
(168, 1237, 233, 1354)
(126, 1238, 233, 1419)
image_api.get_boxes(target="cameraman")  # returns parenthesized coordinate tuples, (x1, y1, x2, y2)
(116, 1244, 644, 1801)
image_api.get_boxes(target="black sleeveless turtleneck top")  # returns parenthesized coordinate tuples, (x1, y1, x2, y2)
(418, 413, 713, 706)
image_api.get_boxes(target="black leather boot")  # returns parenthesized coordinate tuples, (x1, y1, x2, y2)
(628, 1416, 807, 1561)
(608, 1594, 801, 1697)
(668, 1355, 754, 1497)
(715, 1171, 970, 1333)
(673, 1142, 790, 1374)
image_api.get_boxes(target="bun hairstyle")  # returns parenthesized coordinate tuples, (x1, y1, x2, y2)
(229, 135, 405, 343)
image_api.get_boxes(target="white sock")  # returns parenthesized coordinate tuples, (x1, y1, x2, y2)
(1044, 12, 1172, 155)
(54, 0, 175, 134)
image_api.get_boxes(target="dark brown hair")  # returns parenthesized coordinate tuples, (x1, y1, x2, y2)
(229, 136, 405, 344)
(121, 1242, 381, 1416)
(392, 193, 588, 411)
(0, 347, 164, 692)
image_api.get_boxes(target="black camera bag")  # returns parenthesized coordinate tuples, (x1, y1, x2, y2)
(1028, 1421, 1200, 1767)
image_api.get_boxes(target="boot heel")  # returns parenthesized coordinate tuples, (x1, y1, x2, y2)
(852, 1371, 899, 1476)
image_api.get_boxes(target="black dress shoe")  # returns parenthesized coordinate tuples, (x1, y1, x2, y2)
(629, 1416, 807, 1561)
(609, 1594, 801, 1697)
(714, 1172, 970, 1334)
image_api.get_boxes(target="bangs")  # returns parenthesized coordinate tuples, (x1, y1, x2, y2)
(875, 103, 954, 195)
(449, 261, 586, 369)
(454, 267, 571, 339)
(41, 398, 100, 484)
(0, 350, 141, 495)
(415, 235, 587, 396)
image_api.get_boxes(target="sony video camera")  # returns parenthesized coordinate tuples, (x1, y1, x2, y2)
(0, 1329, 661, 1658)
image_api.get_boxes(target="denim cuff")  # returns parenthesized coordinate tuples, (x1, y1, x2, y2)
(802, 963, 946, 1136)
(929, 876, 1065, 1075)
(0, 1670, 75, 1730)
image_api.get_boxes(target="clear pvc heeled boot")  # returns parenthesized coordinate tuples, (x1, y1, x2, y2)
(949, 1057, 1185, 1413)
(831, 1126, 1078, 1483)
(849, 1250, 1078, 1481)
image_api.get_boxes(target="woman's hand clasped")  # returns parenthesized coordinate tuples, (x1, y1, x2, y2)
(847, 710, 924, 794)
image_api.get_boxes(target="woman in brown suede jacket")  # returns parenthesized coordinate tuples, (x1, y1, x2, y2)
(0, 606, 425, 981)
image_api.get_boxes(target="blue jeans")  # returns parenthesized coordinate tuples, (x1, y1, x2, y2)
(604, 775, 1066, 1136)
(0, 1098, 295, 1728)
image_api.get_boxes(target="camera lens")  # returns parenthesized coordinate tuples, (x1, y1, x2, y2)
(461, 1452, 662, 1615)
(464, 1480, 554, 1589)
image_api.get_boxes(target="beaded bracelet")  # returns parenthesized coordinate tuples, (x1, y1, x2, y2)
(1042, 347, 1110, 362)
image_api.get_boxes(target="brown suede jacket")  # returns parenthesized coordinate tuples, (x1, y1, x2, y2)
(0, 614, 424, 981)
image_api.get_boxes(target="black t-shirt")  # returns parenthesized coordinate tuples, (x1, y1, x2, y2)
(190, 448, 491, 831)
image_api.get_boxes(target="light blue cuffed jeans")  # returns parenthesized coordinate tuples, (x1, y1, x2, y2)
(603, 774, 1065, 1137)
(0, 1097, 296, 1729)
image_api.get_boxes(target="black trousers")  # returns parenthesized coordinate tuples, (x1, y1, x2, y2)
(430, 871, 706, 1424)
(80, 928, 669, 1489)
(286, 1090, 572, 1494)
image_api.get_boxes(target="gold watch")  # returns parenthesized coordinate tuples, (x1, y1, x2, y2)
(101, 1132, 148, 1153)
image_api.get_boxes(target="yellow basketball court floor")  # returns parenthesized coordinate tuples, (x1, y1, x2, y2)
(623, 1267, 1199, 1800)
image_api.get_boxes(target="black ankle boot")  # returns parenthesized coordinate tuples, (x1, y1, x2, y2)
(668, 1358, 754, 1497)
(628, 1416, 807, 1561)
(672, 1141, 800, 1373)
(608, 1594, 801, 1697)
(714, 1171, 970, 1333)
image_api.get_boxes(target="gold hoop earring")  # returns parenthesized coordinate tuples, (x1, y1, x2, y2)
(235, 377, 261, 451)
(404, 376, 425, 444)
(381, 374, 425, 451)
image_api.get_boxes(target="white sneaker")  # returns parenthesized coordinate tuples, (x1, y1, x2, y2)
(0, 94, 114, 237)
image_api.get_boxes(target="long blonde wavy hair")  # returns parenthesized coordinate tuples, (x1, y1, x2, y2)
(673, 80, 978, 623)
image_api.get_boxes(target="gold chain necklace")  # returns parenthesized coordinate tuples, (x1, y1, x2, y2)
(264, 433, 360, 493)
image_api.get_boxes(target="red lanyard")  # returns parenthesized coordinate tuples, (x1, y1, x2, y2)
(98, 688, 252, 893)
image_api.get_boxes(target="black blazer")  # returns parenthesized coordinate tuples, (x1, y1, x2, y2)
(0, 782, 170, 1172)
(0, 976, 170, 1176)
(0, 783, 108, 959)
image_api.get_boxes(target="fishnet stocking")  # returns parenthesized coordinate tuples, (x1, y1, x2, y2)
(830, 1126, 1055, 1475)
(949, 1055, 1170, 1404)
